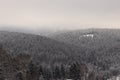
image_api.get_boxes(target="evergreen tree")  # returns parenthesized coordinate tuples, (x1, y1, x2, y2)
(69, 63, 80, 80)
(61, 65, 66, 79)
(28, 61, 35, 75)
(53, 66, 61, 80)
(27, 61, 39, 80)
(39, 65, 43, 76)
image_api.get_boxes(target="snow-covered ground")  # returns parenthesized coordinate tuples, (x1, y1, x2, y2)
(79, 34, 94, 39)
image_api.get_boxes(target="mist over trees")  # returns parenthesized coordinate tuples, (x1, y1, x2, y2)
(0, 29, 120, 80)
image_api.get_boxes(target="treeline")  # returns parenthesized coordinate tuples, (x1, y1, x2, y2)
(0, 46, 95, 80)
(19, 61, 96, 80)
(19, 61, 116, 80)
(0, 45, 119, 80)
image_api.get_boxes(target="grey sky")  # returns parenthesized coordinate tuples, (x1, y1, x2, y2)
(0, 0, 120, 30)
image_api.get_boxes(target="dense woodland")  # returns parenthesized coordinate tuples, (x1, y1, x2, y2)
(0, 29, 120, 80)
(50, 29, 120, 69)
(0, 46, 116, 80)
(0, 46, 97, 80)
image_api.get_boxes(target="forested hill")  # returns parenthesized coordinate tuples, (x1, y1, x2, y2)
(50, 29, 120, 69)
(1, 30, 120, 80)
(0, 31, 83, 65)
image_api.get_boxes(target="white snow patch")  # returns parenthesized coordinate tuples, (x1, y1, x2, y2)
(79, 33, 94, 39)
(83, 34, 94, 38)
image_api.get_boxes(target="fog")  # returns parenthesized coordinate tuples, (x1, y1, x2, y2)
(0, 0, 120, 31)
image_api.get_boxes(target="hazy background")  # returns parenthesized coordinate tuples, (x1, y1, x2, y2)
(0, 0, 120, 32)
